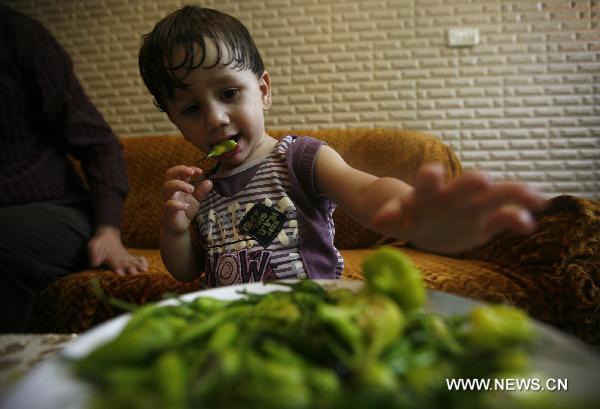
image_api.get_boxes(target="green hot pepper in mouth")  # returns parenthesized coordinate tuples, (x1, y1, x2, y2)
(206, 139, 237, 159)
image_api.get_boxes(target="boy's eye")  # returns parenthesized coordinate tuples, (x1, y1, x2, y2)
(221, 88, 238, 100)
(182, 104, 199, 115)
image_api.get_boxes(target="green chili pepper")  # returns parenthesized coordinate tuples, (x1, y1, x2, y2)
(208, 139, 237, 158)
(305, 366, 341, 408)
(195, 140, 238, 168)
(253, 292, 302, 326)
(208, 321, 239, 352)
(317, 302, 363, 357)
(357, 361, 397, 391)
(362, 247, 425, 311)
(357, 294, 405, 362)
(244, 350, 311, 409)
(466, 304, 533, 349)
(154, 351, 187, 409)
(178, 304, 252, 345)
(119, 303, 165, 334)
(76, 315, 186, 373)
(189, 296, 232, 314)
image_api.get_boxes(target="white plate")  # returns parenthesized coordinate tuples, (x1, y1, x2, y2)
(2, 280, 599, 409)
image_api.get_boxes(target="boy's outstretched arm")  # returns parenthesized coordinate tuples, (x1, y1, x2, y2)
(315, 146, 546, 254)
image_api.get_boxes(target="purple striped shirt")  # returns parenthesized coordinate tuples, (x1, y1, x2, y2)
(193, 135, 344, 287)
(0, 6, 127, 227)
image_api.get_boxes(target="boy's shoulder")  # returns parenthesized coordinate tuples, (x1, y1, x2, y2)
(287, 134, 327, 157)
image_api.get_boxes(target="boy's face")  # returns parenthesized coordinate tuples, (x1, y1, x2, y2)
(166, 39, 272, 170)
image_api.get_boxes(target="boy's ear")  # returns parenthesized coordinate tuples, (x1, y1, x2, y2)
(260, 70, 272, 110)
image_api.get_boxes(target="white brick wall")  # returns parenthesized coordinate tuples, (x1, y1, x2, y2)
(7, 0, 599, 199)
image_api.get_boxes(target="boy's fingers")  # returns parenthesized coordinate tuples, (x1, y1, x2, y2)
(474, 184, 545, 213)
(164, 199, 190, 211)
(484, 206, 536, 237)
(163, 179, 195, 200)
(193, 179, 213, 201)
(164, 165, 191, 180)
(413, 164, 445, 200)
(444, 172, 491, 204)
(188, 168, 205, 185)
(165, 165, 202, 182)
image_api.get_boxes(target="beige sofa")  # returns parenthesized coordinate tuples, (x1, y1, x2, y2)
(30, 129, 599, 347)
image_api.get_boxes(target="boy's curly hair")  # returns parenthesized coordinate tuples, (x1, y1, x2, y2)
(139, 5, 265, 112)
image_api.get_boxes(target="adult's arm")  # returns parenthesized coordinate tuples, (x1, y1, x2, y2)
(17, 14, 128, 228)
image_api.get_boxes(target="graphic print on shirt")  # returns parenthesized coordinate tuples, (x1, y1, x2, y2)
(239, 202, 286, 248)
(194, 193, 306, 288)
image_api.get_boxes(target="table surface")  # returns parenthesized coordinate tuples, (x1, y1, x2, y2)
(0, 334, 78, 396)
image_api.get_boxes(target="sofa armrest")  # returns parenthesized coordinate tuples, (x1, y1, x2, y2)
(457, 195, 600, 345)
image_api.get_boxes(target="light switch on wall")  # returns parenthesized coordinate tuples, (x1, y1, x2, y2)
(447, 27, 480, 47)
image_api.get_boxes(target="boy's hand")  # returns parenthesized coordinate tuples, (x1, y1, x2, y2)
(371, 164, 546, 254)
(162, 165, 213, 236)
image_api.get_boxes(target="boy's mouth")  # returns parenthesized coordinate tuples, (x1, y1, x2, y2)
(212, 133, 240, 149)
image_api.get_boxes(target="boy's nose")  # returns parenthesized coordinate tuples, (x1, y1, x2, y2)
(204, 104, 230, 129)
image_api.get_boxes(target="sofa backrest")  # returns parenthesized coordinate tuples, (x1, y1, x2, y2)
(120, 128, 461, 249)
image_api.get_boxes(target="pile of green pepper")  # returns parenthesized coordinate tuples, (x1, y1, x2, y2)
(72, 247, 570, 409)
